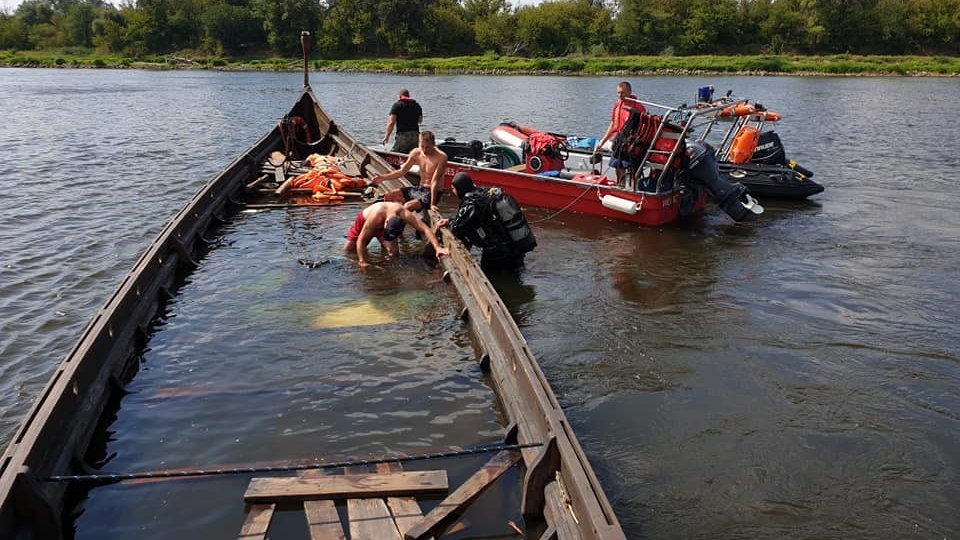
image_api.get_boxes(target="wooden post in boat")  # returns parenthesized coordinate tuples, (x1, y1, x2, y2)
(269, 151, 295, 195)
(521, 436, 560, 518)
(301, 31, 311, 89)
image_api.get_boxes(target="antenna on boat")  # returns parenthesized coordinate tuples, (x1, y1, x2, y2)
(301, 31, 311, 89)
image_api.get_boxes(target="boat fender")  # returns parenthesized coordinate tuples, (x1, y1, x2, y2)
(491, 124, 528, 148)
(601, 194, 641, 215)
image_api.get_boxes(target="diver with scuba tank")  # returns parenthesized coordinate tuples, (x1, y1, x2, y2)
(436, 172, 537, 271)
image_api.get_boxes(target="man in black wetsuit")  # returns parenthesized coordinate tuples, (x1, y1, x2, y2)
(437, 173, 536, 271)
(381, 89, 423, 154)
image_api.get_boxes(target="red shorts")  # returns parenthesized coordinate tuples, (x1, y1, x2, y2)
(346, 212, 385, 243)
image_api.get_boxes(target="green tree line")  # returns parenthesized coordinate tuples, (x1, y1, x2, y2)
(2, 0, 959, 58)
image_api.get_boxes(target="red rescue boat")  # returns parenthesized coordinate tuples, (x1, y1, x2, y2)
(378, 98, 765, 226)
(492, 91, 822, 200)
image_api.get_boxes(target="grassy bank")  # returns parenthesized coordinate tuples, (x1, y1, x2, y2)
(3, 49, 959, 76)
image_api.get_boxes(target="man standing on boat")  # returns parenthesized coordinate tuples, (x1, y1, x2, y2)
(372, 131, 448, 214)
(381, 89, 423, 153)
(344, 201, 449, 268)
(595, 81, 647, 183)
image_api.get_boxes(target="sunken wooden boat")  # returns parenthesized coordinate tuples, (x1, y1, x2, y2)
(0, 36, 625, 539)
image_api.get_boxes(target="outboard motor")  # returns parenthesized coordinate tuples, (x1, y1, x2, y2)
(687, 141, 763, 222)
(751, 131, 815, 178)
(438, 138, 485, 162)
(752, 131, 787, 165)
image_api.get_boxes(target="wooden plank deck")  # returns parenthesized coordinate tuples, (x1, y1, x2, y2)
(238, 450, 521, 539)
(244, 471, 448, 503)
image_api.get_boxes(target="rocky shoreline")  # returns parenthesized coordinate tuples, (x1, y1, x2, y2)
(3, 57, 958, 77)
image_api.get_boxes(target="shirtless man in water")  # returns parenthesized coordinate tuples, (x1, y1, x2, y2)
(343, 201, 449, 268)
(371, 130, 448, 213)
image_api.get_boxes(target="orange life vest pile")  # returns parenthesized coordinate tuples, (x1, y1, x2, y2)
(289, 154, 367, 202)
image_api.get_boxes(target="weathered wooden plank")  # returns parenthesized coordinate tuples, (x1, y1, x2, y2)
(347, 498, 402, 540)
(544, 481, 578, 540)
(522, 436, 559, 517)
(403, 450, 520, 540)
(298, 467, 348, 539)
(273, 166, 291, 194)
(339, 161, 361, 177)
(304, 499, 346, 540)
(376, 463, 425, 537)
(244, 471, 448, 503)
(238, 503, 275, 540)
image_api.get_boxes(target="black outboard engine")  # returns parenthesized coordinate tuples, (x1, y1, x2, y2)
(750, 131, 814, 178)
(752, 131, 786, 165)
(438, 139, 485, 162)
(687, 141, 763, 222)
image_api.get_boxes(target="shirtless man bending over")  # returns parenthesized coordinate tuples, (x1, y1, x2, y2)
(343, 201, 449, 268)
(372, 131, 448, 213)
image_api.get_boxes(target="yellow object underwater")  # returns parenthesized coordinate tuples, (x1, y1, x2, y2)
(312, 300, 397, 329)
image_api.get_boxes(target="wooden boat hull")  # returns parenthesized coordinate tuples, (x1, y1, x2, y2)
(377, 150, 707, 227)
(0, 84, 625, 538)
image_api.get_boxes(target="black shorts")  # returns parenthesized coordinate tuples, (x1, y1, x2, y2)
(401, 186, 442, 208)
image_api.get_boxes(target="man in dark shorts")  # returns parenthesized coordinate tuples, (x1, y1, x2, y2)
(372, 131, 448, 213)
(381, 89, 423, 153)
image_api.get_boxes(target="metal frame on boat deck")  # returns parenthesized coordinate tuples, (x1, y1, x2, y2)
(0, 41, 626, 538)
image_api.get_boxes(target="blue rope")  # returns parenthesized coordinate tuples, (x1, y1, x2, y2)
(41, 442, 542, 484)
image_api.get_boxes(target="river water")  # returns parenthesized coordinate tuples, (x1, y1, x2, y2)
(1, 69, 958, 538)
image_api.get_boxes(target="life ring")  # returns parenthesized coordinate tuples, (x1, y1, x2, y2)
(761, 111, 781, 122)
(288, 115, 313, 144)
(720, 103, 755, 118)
(280, 116, 313, 144)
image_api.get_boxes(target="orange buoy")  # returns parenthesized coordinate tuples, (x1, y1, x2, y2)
(729, 125, 760, 164)
(720, 103, 755, 118)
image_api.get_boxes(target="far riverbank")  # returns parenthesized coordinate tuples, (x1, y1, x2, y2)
(3, 51, 959, 77)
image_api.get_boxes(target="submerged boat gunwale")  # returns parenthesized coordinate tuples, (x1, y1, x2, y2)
(0, 80, 625, 538)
